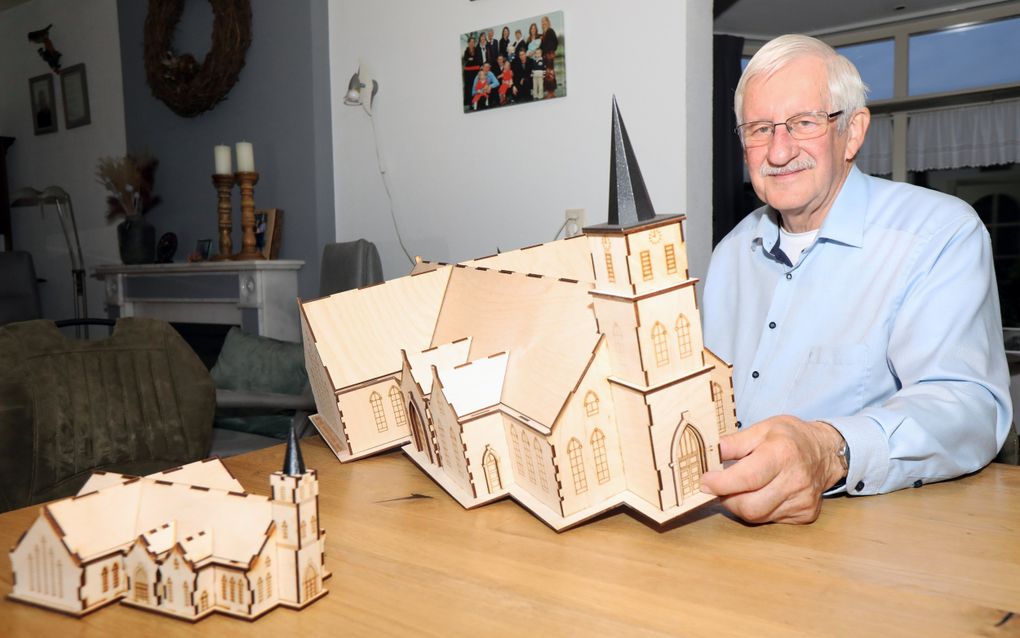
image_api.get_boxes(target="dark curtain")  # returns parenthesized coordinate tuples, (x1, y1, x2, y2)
(712, 34, 746, 246)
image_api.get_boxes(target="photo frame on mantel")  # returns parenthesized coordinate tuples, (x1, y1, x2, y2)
(255, 208, 283, 259)
(60, 63, 91, 129)
(29, 74, 57, 135)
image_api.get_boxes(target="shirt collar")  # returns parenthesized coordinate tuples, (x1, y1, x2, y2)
(751, 164, 867, 254)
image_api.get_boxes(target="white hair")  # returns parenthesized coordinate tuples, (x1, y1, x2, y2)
(734, 34, 868, 133)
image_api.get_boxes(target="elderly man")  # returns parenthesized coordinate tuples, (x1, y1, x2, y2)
(700, 34, 1012, 524)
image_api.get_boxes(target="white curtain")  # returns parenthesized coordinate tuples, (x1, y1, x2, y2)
(856, 114, 892, 176)
(907, 99, 1020, 172)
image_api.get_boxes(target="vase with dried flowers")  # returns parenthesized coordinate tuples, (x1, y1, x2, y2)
(96, 153, 162, 264)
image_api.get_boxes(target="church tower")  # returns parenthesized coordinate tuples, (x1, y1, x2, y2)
(584, 98, 728, 512)
(270, 427, 327, 607)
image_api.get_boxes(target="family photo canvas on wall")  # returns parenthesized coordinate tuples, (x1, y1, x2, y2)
(460, 11, 566, 113)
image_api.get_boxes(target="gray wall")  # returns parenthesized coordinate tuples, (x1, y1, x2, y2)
(117, 0, 334, 301)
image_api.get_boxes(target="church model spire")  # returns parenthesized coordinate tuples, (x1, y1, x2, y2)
(607, 95, 656, 227)
(282, 425, 306, 476)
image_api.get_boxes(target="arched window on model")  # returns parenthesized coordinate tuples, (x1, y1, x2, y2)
(281, 520, 288, 540)
(166, 577, 173, 603)
(112, 561, 120, 588)
(534, 437, 548, 490)
(591, 429, 610, 484)
(257, 577, 264, 603)
(266, 571, 273, 596)
(712, 382, 726, 434)
(676, 314, 692, 358)
(602, 236, 615, 283)
(640, 249, 653, 280)
(370, 391, 388, 432)
(102, 566, 109, 592)
(389, 386, 408, 428)
(664, 243, 678, 274)
(584, 391, 599, 417)
(652, 322, 669, 367)
(568, 438, 588, 494)
(482, 446, 502, 494)
(511, 428, 524, 475)
(522, 435, 536, 482)
(301, 519, 308, 539)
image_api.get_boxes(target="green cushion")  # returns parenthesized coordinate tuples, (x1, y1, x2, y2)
(210, 328, 308, 439)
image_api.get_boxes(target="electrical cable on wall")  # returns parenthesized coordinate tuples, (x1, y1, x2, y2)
(366, 106, 415, 266)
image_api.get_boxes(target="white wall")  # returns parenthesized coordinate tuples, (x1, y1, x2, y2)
(329, 0, 714, 281)
(0, 0, 125, 321)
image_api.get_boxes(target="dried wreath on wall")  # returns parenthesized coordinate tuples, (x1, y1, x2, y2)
(143, 0, 252, 118)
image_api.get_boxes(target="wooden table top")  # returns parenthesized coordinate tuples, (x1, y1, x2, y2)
(2, 436, 1018, 637)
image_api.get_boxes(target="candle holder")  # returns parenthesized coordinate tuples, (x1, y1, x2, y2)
(234, 171, 265, 260)
(211, 174, 236, 260)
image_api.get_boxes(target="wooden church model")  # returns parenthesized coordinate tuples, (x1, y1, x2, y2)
(8, 430, 328, 621)
(300, 98, 737, 530)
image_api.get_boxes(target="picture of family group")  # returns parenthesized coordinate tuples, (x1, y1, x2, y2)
(460, 11, 566, 113)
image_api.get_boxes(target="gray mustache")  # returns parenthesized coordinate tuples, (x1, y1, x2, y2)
(760, 158, 817, 177)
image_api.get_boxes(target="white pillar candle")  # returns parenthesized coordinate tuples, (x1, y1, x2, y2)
(214, 145, 232, 174)
(236, 141, 255, 172)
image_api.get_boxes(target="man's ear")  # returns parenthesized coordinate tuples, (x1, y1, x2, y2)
(844, 108, 871, 161)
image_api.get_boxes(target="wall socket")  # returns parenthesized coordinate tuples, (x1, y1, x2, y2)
(564, 208, 586, 237)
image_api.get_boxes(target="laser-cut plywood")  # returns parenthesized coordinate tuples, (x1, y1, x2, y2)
(8, 435, 328, 621)
(300, 99, 738, 530)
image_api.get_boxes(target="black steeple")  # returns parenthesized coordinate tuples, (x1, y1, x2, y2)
(607, 95, 656, 227)
(282, 425, 306, 476)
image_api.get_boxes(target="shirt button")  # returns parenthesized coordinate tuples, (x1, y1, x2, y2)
(735, 421, 742, 429)
(768, 321, 776, 329)
(785, 273, 793, 280)
(854, 480, 865, 492)
(751, 371, 759, 379)
(912, 479, 923, 488)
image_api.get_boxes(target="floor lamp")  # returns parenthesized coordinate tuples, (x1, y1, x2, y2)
(10, 185, 89, 337)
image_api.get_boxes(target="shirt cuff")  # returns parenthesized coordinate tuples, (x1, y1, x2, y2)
(819, 414, 890, 496)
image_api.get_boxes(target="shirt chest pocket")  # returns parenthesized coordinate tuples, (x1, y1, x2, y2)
(784, 344, 870, 419)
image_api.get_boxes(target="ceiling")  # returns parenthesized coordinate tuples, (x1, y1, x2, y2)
(714, 0, 1009, 39)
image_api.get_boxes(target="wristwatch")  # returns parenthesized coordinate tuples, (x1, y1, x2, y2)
(837, 438, 850, 475)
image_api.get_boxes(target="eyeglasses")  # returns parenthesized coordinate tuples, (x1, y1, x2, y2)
(735, 111, 843, 147)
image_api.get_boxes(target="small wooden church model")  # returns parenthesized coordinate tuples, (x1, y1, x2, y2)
(8, 429, 328, 621)
(300, 98, 737, 530)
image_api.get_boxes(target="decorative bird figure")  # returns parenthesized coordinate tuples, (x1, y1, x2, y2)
(27, 24, 62, 73)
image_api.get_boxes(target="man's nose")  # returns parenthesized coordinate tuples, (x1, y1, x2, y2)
(767, 124, 800, 166)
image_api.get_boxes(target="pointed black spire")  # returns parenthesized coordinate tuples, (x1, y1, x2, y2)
(282, 425, 306, 476)
(607, 96, 656, 226)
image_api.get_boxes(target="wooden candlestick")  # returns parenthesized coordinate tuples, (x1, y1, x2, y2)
(234, 171, 264, 260)
(211, 174, 236, 261)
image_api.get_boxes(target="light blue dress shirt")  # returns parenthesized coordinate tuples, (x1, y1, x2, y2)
(703, 166, 1012, 496)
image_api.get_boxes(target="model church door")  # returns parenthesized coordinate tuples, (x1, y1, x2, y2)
(673, 424, 706, 503)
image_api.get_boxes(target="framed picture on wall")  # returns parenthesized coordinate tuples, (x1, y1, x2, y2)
(60, 63, 91, 129)
(29, 74, 57, 135)
(460, 10, 566, 114)
(255, 208, 283, 259)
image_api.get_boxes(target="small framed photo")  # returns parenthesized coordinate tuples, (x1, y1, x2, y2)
(255, 208, 283, 259)
(196, 238, 212, 260)
(60, 63, 91, 129)
(29, 74, 57, 135)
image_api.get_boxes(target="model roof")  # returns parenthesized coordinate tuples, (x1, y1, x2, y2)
(431, 268, 600, 427)
(302, 265, 452, 391)
(436, 352, 508, 417)
(460, 234, 595, 282)
(44, 459, 272, 566)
